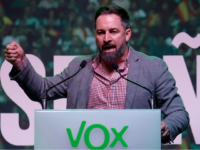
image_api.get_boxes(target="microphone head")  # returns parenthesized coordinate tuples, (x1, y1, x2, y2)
(80, 60, 87, 68)
(111, 62, 118, 70)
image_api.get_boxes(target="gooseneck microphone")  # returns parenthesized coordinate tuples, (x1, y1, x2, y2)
(111, 62, 156, 109)
(41, 60, 87, 109)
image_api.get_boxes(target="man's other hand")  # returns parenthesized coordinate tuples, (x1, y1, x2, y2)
(161, 121, 170, 143)
(5, 41, 25, 65)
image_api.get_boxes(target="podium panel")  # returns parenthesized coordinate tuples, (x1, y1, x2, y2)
(35, 109, 161, 150)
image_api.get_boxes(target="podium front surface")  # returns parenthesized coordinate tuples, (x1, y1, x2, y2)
(34, 109, 161, 150)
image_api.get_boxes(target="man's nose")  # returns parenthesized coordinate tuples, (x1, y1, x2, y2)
(103, 32, 111, 42)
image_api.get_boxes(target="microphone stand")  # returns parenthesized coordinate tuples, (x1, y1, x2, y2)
(41, 60, 87, 109)
(41, 97, 47, 109)
(148, 96, 156, 109)
(112, 63, 156, 109)
(122, 74, 156, 109)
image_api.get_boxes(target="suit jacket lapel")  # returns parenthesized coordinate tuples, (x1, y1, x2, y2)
(125, 47, 141, 109)
(75, 48, 141, 109)
(75, 55, 96, 108)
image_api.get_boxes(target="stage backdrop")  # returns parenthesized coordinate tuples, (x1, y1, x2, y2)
(0, 0, 200, 149)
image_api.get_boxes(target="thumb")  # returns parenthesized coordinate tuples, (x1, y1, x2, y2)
(161, 122, 165, 130)
(11, 41, 21, 49)
(10, 41, 17, 46)
(15, 42, 21, 49)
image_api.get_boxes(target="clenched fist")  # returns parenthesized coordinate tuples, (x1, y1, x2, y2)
(5, 41, 25, 65)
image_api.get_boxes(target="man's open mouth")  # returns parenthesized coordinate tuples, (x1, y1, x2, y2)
(102, 45, 116, 51)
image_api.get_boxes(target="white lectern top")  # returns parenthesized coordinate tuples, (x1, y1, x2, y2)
(35, 109, 161, 150)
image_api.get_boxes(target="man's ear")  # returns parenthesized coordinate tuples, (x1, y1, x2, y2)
(125, 28, 131, 42)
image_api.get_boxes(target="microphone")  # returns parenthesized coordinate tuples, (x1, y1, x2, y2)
(111, 62, 156, 109)
(80, 60, 87, 68)
(41, 60, 87, 109)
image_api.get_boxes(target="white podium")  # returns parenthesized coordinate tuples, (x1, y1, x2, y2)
(34, 109, 161, 150)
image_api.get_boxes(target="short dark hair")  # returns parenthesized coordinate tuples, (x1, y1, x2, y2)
(95, 5, 130, 29)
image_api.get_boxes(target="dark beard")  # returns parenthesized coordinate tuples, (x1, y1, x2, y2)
(99, 39, 126, 62)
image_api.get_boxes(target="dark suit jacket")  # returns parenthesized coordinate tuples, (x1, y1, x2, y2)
(10, 46, 189, 142)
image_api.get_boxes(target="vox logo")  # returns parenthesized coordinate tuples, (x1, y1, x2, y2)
(66, 121, 129, 149)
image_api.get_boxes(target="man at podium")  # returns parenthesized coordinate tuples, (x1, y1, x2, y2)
(4, 5, 189, 143)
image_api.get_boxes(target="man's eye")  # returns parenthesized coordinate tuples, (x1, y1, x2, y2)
(97, 32, 104, 35)
(111, 31, 118, 33)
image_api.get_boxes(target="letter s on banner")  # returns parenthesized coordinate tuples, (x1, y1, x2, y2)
(0, 54, 44, 146)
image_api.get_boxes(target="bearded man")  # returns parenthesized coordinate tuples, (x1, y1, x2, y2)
(5, 5, 189, 143)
